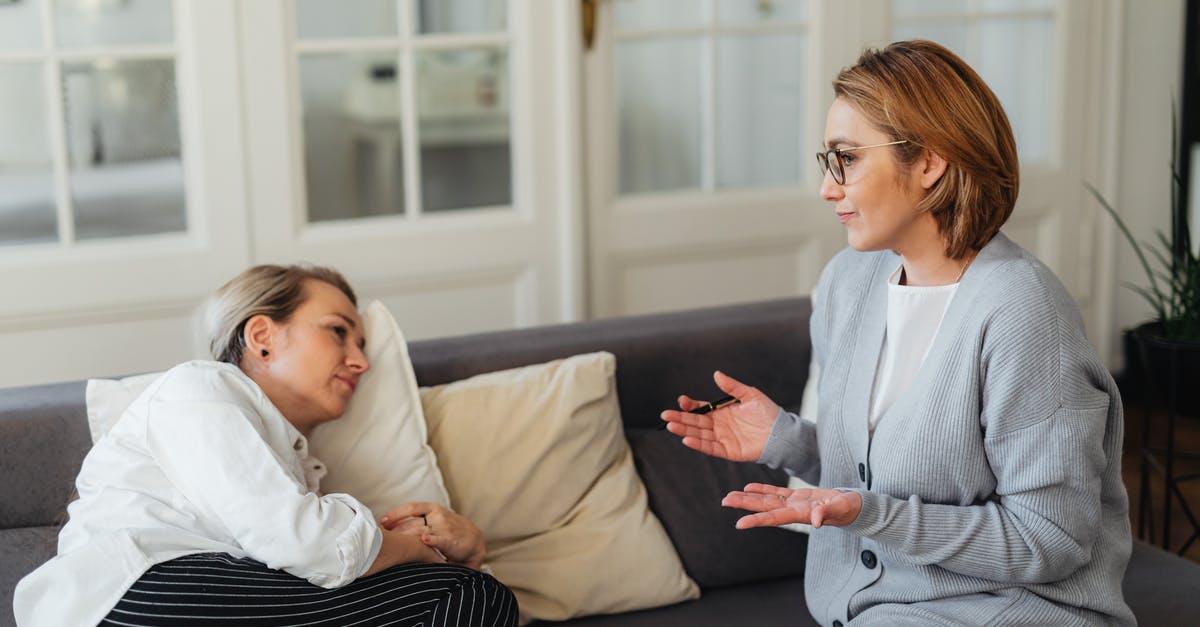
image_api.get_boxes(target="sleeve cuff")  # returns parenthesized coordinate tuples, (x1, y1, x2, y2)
(323, 494, 384, 587)
(757, 407, 820, 480)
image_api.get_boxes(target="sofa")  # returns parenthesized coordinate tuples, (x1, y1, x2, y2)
(3, 297, 1200, 626)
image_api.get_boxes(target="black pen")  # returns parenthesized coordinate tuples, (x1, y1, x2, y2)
(692, 395, 740, 414)
(659, 394, 741, 430)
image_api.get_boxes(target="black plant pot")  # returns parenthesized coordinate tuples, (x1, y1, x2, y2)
(1132, 322, 1200, 418)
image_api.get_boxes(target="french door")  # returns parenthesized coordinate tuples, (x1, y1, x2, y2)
(0, 0, 249, 385)
(582, 0, 1119, 361)
(238, 0, 584, 339)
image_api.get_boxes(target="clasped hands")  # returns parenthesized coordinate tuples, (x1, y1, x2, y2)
(660, 370, 861, 529)
(379, 502, 486, 570)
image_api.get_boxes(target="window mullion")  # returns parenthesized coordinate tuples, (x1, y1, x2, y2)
(702, 0, 717, 192)
(40, 0, 75, 246)
(399, 0, 422, 219)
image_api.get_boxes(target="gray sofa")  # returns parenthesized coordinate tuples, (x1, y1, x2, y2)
(3, 297, 1199, 626)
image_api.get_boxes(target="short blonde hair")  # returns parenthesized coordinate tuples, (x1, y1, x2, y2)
(206, 264, 357, 365)
(833, 40, 1019, 259)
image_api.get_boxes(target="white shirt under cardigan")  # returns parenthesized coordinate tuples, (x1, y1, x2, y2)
(13, 360, 383, 627)
(868, 264, 958, 434)
(765, 233, 1134, 626)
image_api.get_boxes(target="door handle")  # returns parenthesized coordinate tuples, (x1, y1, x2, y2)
(582, 0, 597, 50)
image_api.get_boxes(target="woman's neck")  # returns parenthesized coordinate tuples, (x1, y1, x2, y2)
(897, 245, 972, 286)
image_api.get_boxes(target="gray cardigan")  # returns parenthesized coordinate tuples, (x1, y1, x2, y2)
(761, 233, 1135, 626)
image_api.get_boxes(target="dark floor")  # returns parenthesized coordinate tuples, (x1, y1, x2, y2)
(1122, 401, 1200, 563)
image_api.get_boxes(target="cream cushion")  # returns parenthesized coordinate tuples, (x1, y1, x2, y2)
(420, 351, 700, 624)
(85, 300, 449, 517)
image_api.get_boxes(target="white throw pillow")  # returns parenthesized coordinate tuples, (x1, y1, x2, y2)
(420, 352, 700, 624)
(86, 372, 164, 443)
(85, 300, 449, 518)
(309, 300, 450, 516)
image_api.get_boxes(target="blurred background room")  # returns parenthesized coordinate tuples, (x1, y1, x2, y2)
(0, 0, 1190, 396)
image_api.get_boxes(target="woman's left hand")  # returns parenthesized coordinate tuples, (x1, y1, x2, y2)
(380, 502, 486, 570)
(722, 483, 862, 529)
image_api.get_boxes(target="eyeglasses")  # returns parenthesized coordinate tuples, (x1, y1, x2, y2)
(816, 140, 908, 185)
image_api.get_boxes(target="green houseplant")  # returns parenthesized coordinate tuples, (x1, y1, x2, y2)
(1085, 116, 1200, 409)
(1088, 116, 1200, 552)
(1085, 133, 1199, 343)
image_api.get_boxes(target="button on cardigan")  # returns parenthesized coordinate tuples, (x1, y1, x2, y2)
(13, 361, 382, 627)
(761, 233, 1135, 626)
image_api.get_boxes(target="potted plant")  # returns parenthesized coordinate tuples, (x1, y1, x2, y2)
(1087, 116, 1200, 552)
(1086, 117, 1200, 415)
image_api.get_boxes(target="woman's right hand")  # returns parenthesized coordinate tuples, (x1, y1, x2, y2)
(659, 370, 780, 462)
(362, 527, 446, 577)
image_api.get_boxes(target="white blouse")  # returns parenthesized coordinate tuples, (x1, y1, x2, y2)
(13, 360, 382, 627)
(867, 264, 959, 434)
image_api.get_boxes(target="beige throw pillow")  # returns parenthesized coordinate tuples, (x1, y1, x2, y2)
(420, 352, 699, 624)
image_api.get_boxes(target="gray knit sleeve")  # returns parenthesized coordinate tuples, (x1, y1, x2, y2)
(758, 407, 820, 484)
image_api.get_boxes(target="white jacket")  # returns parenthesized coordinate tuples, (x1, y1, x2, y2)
(13, 360, 382, 627)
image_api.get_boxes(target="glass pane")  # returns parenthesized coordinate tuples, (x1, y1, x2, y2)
(0, 0, 43, 52)
(295, 0, 398, 39)
(891, 21, 968, 60)
(299, 53, 404, 222)
(893, 0, 968, 17)
(980, 0, 1055, 12)
(979, 17, 1053, 162)
(0, 63, 57, 246)
(55, 0, 173, 48)
(416, 48, 511, 211)
(616, 38, 703, 195)
(416, 0, 506, 35)
(718, 0, 808, 24)
(717, 33, 805, 188)
(614, 0, 706, 30)
(61, 58, 186, 240)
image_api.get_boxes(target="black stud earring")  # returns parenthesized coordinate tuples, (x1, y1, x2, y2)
(261, 349, 269, 357)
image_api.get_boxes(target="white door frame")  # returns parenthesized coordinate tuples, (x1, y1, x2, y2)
(0, 0, 252, 385)
(238, 0, 585, 339)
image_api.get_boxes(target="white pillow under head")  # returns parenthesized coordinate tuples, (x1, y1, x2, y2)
(85, 300, 449, 517)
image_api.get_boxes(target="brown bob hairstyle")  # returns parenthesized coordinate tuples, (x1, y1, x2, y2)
(833, 40, 1019, 259)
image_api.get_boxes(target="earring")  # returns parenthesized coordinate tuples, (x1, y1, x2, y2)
(261, 349, 269, 357)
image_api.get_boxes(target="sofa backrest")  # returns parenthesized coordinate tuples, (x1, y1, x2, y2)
(0, 380, 91, 529)
(409, 297, 813, 431)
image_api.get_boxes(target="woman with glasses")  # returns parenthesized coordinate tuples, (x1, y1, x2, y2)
(661, 40, 1134, 626)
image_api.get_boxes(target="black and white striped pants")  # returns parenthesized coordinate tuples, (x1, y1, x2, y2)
(99, 553, 519, 627)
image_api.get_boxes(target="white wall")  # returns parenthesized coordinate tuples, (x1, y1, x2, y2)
(1110, 0, 1186, 368)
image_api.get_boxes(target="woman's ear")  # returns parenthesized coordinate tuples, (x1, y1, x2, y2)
(242, 314, 274, 364)
(919, 149, 949, 190)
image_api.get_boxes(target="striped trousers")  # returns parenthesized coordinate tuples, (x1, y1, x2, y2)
(99, 553, 519, 627)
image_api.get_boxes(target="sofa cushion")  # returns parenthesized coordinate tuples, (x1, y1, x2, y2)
(533, 576, 814, 627)
(1122, 539, 1200, 625)
(0, 382, 90, 528)
(420, 352, 699, 624)
(0, 526, 59, 625)
(631, 429, 809, 588)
